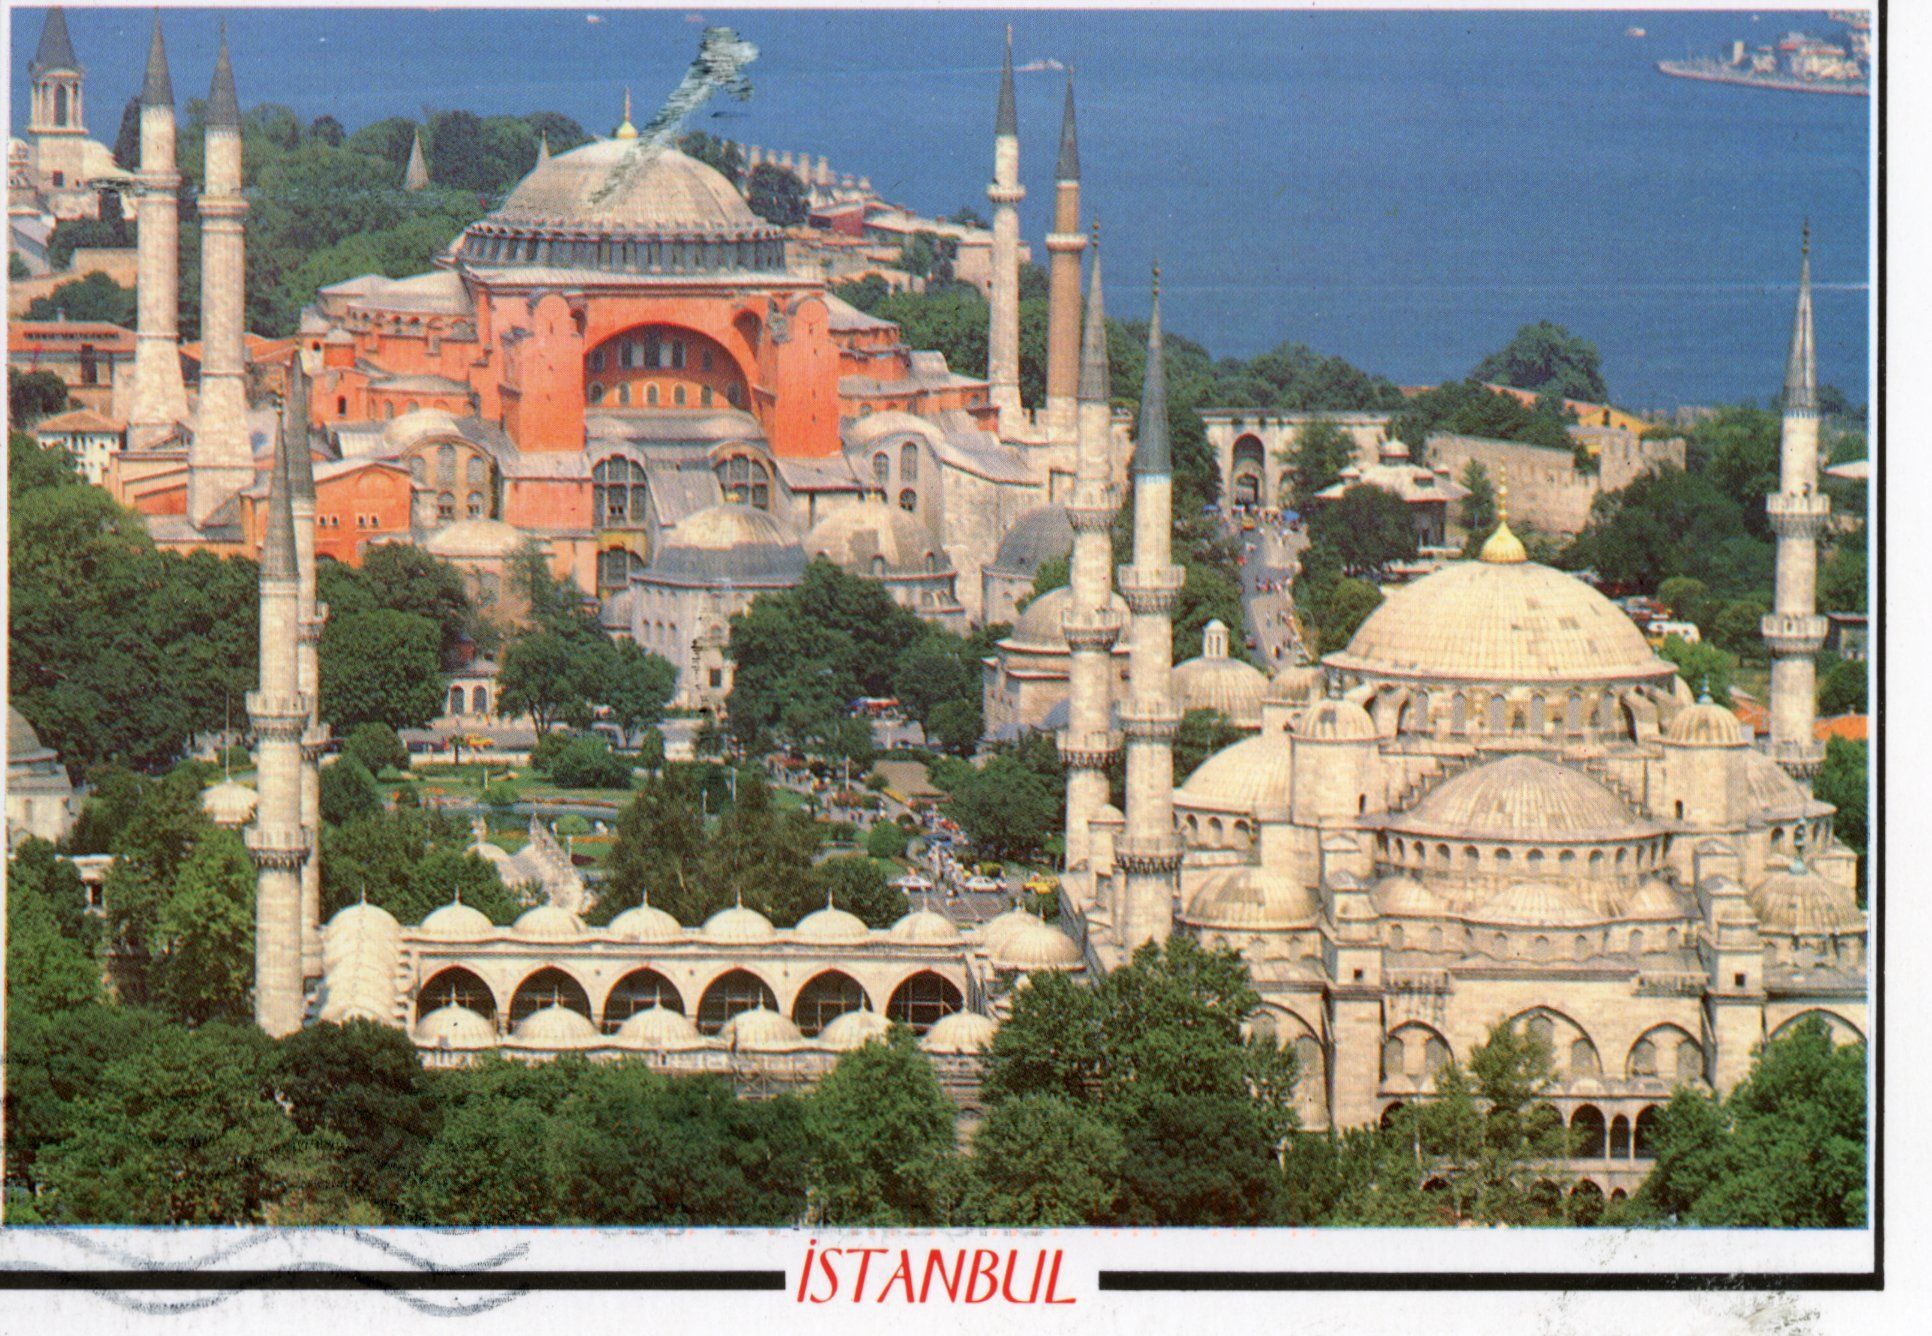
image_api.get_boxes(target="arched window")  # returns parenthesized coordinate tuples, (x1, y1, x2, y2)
(618, 382, 631, 406)
(647, 383, 659, 406)
(696, 969, 779, 1034)
(1674, 1038, 1704, 1084)
(899, 488, 917, 513)
(466, 492, 484, 519)
(1382, 1036, 1407, 1080)
(885, 971, 963, 1034)
(508, 967, 593, 1028)
(717, 455, 772, 510)
(1570, 1037, 1601, 1079)
(701, 385, 713, 407)
(472, 686, 489, 714)
(417, 967, 497, 1023)
(872, 452, 891, 488)
(437, 443, 457, 485)
(1570, 1105, 1607, 1158)
(410, 456, 428, 485)
(673, 384, 686, 406)
(437, 492, 456, 522)
(900, 442, 919, 482)
(1633, 1106, 1662, 1159)
(602, 968, 685, 1031)
(791, 971, 871, 1037)
(594, 457, 649, 525)
(1629, 1038, 1658, 1077)
(1609, 1114, 1632, 1158)
(448, 686, 465, 715)
(598, 547, 643, 597)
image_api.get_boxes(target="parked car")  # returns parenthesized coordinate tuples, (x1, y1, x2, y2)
(961, 874, 1002, 894)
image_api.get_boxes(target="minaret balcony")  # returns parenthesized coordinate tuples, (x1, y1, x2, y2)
(1044, 230, 1088, 253)
(1066, 498, 1116, 532)
(1059, 728, 1123, 770)
(987, 182, 1025, 206)
(1766, 491, 1832, 538)
(246, 821, 311, 869)
(1760, 612, 1827, 655)
(1117, 563, 1185, 612)
(1119, 699, 1183, 739)
(247, 691, 312, 734)
(1062, 606, 1124, 650)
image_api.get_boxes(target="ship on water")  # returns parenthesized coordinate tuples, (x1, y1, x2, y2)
(1658, 13, 1870, 97)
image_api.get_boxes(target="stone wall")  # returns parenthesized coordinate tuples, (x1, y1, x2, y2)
(1424, 429, 1684, 538)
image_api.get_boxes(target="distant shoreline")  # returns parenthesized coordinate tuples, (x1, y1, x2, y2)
(1656, 60, 1869, 98)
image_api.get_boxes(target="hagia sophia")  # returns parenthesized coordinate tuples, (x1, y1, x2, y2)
(15, 13, 1868, 1201)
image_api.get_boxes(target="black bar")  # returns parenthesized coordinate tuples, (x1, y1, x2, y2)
(1100, 1271, 1881, 1293)
(0, 1270, 788, 1293)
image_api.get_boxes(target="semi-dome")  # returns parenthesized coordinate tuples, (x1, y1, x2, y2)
(1177, 733, 1293, 814)
(702, 901, 776, 944)
(1268, 662, 1326, 706)
(1325, 559, 1676, 688)
(1468, 879, 1599, 926)
(512, 1004, 599, 1048)
(513, 904, 584, 939)
(1621, 878, 1691, 921)
(1294, 697, 1378, 742)
(978, 907, 1046, 953)
(991, 919, 1084, 971)
(987, 505, 1074, 575)
(1373, 875, 1446, 918)
(425, 518, 525, 561)
(1008, 585, 1131, 651)
(1391, 755, 1660, 843)
(380, 407, 462, 454)
(1173, 620, 1269, 729)
(793, 901, 871, 945)
(888, 908, 963, 945)
(613, 1006, 705, 1050)
(8, 706, 48, 760)
(608, 901, 683, 942)
(1666, 698, 1746, 747)
(1749, 863, 1861, 934)
(719, 1007, 807, 1051)
(920, 1010, 999, 1054)
(459, 140, 785, 275)
(1181, 866, 1319, 931)
(420, 899, 495, 940)
(200, 778, 258, 827)
(414, 1004, 497, 1049)
(646, 503, 804, 585)
(805, 503, 950, 577)
(1738, 748, 1832, 820)
(817, 1009, 892, 1051)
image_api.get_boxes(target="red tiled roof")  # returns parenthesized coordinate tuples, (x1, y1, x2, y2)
(1815, 714, 1868, 743)
(33, 408, 123, 433)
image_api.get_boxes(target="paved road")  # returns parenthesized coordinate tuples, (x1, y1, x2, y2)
(1237, 523, 1310, 668)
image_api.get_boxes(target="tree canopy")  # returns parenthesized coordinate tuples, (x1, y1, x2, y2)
(1470, 320, 1608, 402)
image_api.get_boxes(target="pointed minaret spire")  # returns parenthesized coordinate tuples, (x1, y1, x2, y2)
(206, 24, 240, 128)
(403, 127, 430, 190)
(996, 26, 1019, 138)
(1762, 224, 1830, 777)
(1059, 227, 1123, 878)
(141, 12, 172, 107)
(1042, 70, 1087, 445)
(33, 7, 79, 72)
(1057, 72, 1080, 181)
(537, 131, 551, 166)
(1113, 261, 1184, 952)
(190, 18, 250, 527)
(615, 88, 638, 140)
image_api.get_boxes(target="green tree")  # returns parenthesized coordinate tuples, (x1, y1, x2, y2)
(805, 1029, 960, 1225)
(1275, 1124, 1439, 1226)
(963, 1093, 1125, 1226)
(1818, 658, 1867, 716)
(744, 162, 810, 226)
(5, 841, 100, 1017)
(404, 1096, 558, 1225)
(926, 698, 983, 756)
(1813, 739, 1868, 897)
(1283, 417, 1355, 512)
(274, 1020, 442, 1218)
(25, 271, 139, 326)
(699, 772, 818, 921)
(318, 609, 444, 730)
(320, 807, 519, 925)
(1657, 575, 1713, 628)
(2, 1003, 161, 1196)
(543, 734, 634, 790)
(320, 755, 385, 825)
(676, 131, 746, 184)
(1470, 320, 1608, 402)
(940, 752, 1061, 861)
(1821, 534, 1867, 613)
(496, 629, 582, 735)
(1567, 466, 1769, 598)
(149, 827, 256, 1025)
(1458, 459, 1496, 543)
(866, 819, 910, 861)
(634, 725, 667, 775)
(1392, 377, 1575, 453)
(787, 854, 909, 929)
(596, 768, 709, 924)
(600, 639, 678, 741)
(1655, 635, 1735, 706)
(1309, 483, 1418, 575)
(9, 369, 69, 425)
(358, 543, 475, 656)
(46, 210, 131, 270)
(343, 720, 410, 776)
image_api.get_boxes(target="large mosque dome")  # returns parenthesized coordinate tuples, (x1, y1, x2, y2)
(1008, 585, 1131, 652)
(1389, 755, 1661, 845)
(1325, 558, 1677, 688)
(457, 140, 785, 274)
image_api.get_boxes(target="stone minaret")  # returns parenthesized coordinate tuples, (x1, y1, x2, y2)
(284, 358, 330, 979)
(1059, 232, 1122, 877)
(248, 405, 310, 1037)
(404, 128, 430, 190)
(189, 30, 252, 528)
(986, 27, 1024, 432)
(1114, 267, 1185, 950)
(1043, 76, 1086, 446)
(1762, 227, 1830, 776)
(28, 8, 85, 145)
(128, 16, 189, 448)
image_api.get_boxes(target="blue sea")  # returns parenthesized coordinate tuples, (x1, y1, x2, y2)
(11, 7, 1872, 409)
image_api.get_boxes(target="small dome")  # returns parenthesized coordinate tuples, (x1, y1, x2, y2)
(703, 902, 776, 944)
(978, 907, 1044, 953)
(1008, 584, 1131, 652)
(425, 518, 524, 561)
(380, 407, 461, 453)
(648, 503, 804, 585)
(888, 908, 962, 945)
(1173, 621, 1270, 729)
(1750, 864, 1861, 934)
(719, 1007, 807, 1051)
(793, 901, 872, 945)
(8, 707, 49, 760)
(1394, 755, 1658, 843)
(613, 1006, 705, 1051)
(921, 1010, 999, 1054)
(1738, 748, 1826, 820)
(1666, 699, 1745, 746)
(805, 502, 950, 578)
(1373, 875, 1445, 918)
(513, 904, 584, 939)
(608, 901, 683, 942)
(1468, 880, 1598, 926)
(1622, 878, 1690, 921)
(512, 1005, 599, 1048)
(1267, 663, 1326, 706)
(1178, 732, 1292, 815)
(414, 1005, 497, 1049)
(319, 901, 403, 1024)
(1294, 697, 1378, 742)
(991, 919, 1084, 971)
(323, 900, 402, 968)
(1181, 866, 1320, 931)
(988, 505, 1074, 575)
(200, 778, 258, 827)
(419, 899, 495, 940)
(817, 1009, 893, 1051)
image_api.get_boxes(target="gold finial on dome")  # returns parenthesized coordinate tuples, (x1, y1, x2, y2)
(615, 88, 638, 140)
(1479, 463, 1528, 564)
